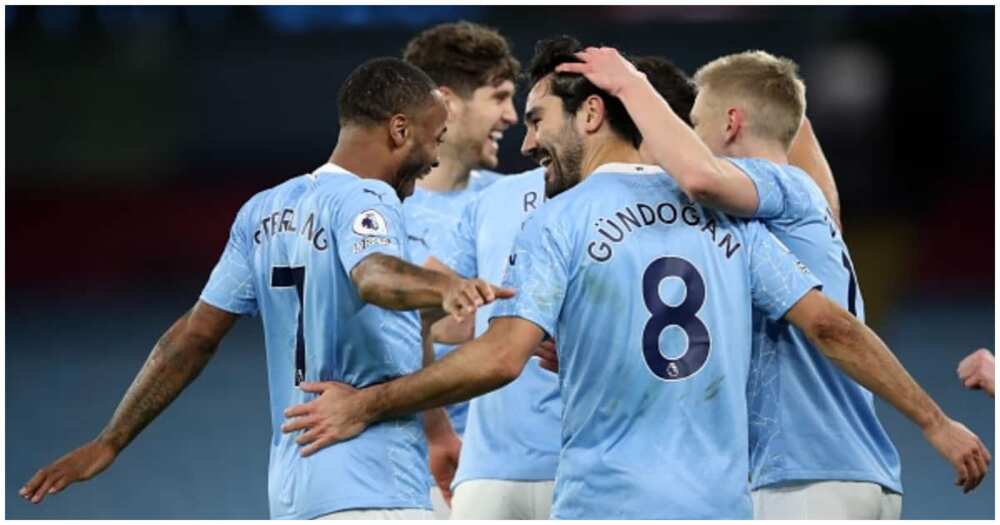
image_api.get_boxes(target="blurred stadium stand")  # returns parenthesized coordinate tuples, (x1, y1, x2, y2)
(6, 5, 994, 519)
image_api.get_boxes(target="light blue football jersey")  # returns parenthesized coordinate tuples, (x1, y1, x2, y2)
(730, 157, 903, 493)
(440, 168, 562, 487)
(491, 163, 820, 519)
(402, 169, 501, 435)
(200, 163, 431, 519)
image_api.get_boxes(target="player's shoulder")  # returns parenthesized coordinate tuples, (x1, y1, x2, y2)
(325, 173, 400, 207)
(234, 174, 309, 221)
(468, 168, 504, 192)
(728, 157, 818, 192)
(478, 167, 545, 197)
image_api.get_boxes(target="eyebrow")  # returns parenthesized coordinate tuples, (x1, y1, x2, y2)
(525, 107, 542, 121)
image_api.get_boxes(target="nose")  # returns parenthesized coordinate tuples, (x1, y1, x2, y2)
(520, 128, 537, 158)
(502, 99, 518, 126)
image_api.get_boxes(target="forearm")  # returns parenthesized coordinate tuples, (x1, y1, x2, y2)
(364, 339, 520, 422)
(618, 77, 729, 199)
(353, 253, 456, 310)
(788, 116, 841, 226)
(97, 312, 219, 452)
(419, 310, 460, 440)
(808, 311, 946, 430)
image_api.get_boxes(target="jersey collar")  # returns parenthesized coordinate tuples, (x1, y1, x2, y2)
(592, 162, 664, 175)
(309, 162, 356, 179)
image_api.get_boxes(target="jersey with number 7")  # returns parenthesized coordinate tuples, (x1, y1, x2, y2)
(730, 157, 902, 494)
(491, 164, 820, 519)
(199, 163, 430, 519)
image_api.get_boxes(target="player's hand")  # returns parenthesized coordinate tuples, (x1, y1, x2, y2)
(958, 348, 995, 398)
(427, 427, 462, 505)
(19, 439, 118, 504)
(922, 416, 992, 493)
(442, 277, 514, 322)
(534, 339, 559, 374)
(554, 47, 647, 98)
(282, 381, 370, 457)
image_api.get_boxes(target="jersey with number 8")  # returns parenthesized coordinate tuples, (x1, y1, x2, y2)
(200, 163, 430, 519)
(491, 164, 820, 519)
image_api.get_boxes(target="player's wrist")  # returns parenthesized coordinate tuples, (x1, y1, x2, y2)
(93, 433, 125, 455)
(918, 409, 949, 433)
(615, 71, 652, 101)
(357, 383, 387, 424)
(422, 407, 454, 441)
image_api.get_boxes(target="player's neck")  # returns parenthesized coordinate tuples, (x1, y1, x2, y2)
(328, 129, 397, 185)
(416, 155, 472, 193)
(727, 138, 789, 165)
(580, 138, 643, 181)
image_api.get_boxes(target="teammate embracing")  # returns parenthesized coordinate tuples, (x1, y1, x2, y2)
(558, 45, 991, 518)
(278, 37, 987, 519)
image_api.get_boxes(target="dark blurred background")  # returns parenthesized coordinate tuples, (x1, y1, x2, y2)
(6, 5, 994, 519)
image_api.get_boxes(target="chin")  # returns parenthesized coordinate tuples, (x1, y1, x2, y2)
(478, 154, 500, 170)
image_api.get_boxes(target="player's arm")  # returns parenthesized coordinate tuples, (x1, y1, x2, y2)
(788, 115, 841, 229)
(423, 256, 475, 343)
(785, 290, 992, 492)
(350, 253, 511, 321)
(419, 310, 463, 504)
(556, 47, 759, 216)
(282, 317, 542, 456)
(19, 301, 239, 504)
(431, 315, 475, 344)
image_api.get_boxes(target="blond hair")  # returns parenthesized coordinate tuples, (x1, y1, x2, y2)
(694, 50, 806, 148)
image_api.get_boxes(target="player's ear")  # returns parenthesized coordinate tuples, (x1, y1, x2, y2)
(436, 86, 463, 121)
(724, 106, 743, 145)
(579, 94, 605, 134)
(389, 114, 410, 147)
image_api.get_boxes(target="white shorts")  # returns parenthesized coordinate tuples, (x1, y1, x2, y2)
(315, 508, 434, 520)
(752, 480, 902, 519)
(450, 479, 554, 520)
(430, 485, 451, 519)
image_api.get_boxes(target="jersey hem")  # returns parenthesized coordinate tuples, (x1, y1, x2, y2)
(272, 497, 432, 520)
(751, 469, 903, 494)
(453, 470, 558, 490)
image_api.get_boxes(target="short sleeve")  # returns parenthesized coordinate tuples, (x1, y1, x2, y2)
(440, 196, 479, 278)
(729, 158, 812, 221)
(335, 181, 407, 272)
(747, 221, 822, 320)
(489, 215, 570, 338)
(200, 202, 259, 316)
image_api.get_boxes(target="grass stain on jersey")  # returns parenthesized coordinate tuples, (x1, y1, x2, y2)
(580, 262, 624, 306)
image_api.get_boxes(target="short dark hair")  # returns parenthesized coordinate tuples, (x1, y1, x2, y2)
(527, 36, 641, 148)
(633, 56, 696, 126)
(337, 57, 438, 126)
(403, 21, 520, 97)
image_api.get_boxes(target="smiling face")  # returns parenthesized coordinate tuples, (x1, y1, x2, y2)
(520, 76, 585, 198)
(446, 80, 518, 170)
(396, 91, 449, 200)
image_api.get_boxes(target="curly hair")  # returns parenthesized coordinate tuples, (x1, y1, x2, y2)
(403, 21, 520, 97)
(337, 57, 438, 126)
